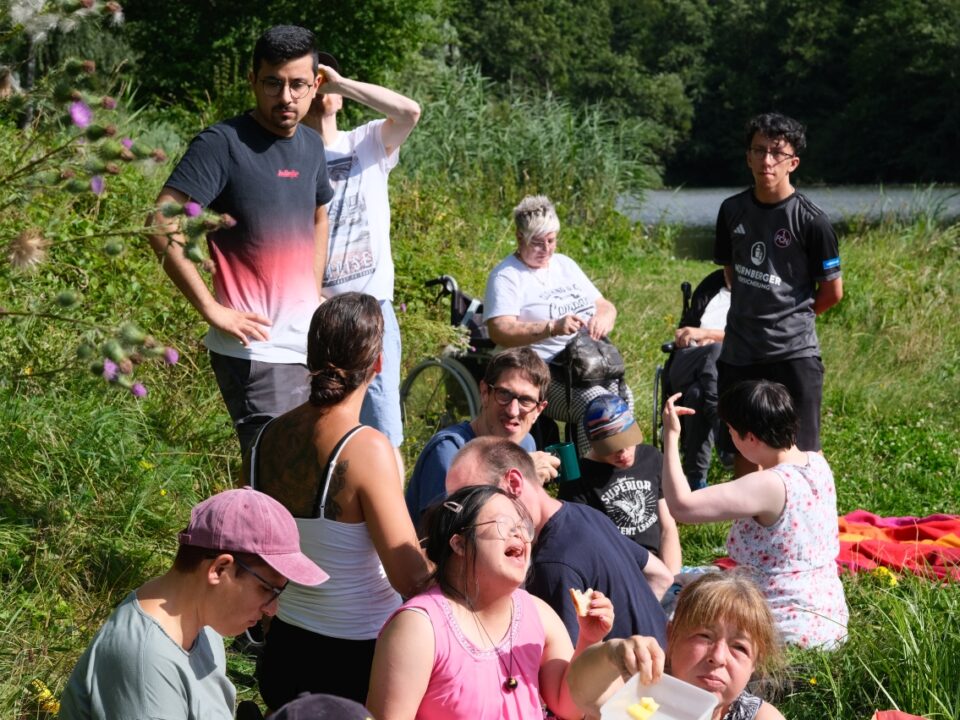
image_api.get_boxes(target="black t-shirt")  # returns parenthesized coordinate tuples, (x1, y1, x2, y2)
(559, 445, 664, 556)
(714, 189, 841, 365)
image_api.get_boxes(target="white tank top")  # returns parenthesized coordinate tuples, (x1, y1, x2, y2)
(250, 424, 401, 640)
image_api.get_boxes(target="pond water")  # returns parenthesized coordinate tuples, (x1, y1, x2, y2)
(618, 185, 960, 259)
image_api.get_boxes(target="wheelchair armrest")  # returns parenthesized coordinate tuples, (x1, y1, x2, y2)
(661, 341, 675, 354)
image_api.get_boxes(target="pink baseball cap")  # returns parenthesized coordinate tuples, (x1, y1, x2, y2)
(178, 487, 329, 586)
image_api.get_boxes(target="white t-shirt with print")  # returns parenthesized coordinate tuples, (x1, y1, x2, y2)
(321, 119, 398, 301)
(483, 253, 601, 361)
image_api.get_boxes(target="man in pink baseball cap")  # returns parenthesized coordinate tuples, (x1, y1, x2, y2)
(60, 487, 328, 720)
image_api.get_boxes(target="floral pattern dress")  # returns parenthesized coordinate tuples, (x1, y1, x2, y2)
(726, 453, 849, 648)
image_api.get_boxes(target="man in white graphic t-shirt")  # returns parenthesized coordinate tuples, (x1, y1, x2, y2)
(302, 53, 419, 469)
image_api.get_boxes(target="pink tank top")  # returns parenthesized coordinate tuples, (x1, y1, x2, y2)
(387, 585, 546, 720)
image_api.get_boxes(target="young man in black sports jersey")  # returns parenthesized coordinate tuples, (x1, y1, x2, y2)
(714, 113, 844, 477)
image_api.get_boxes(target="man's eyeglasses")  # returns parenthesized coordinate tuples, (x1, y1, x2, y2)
(748, 146, 796, 163)
(489, 385, 541, 412)
(260, 77, 314, 100)
(234, 558, 288, 600)
(468, 516, 536, 543)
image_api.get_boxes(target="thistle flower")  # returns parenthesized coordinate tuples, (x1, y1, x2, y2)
(104, 1, 124, 24)
(105, 162, 121, 175)
(55, 289, 80, 307)
(103, 239, 123, 256)
(102, 358, 118, 381)
(219, 213, 237, 229)
(163, 347, 180, 365)
(183, 201, 202, 218)
(101, 95, 117, 110)
(7, 229, 50, 270)
(120, 323, 146, 344)
(117, 358, 134, 375)
(90, 175, 105, 195)
(81, 60, 96, 74)
(151, 148, 167, 163)
(130, 382, 147, 398)
(184, 242, 205, 263)
(159, 202, 183, 217)
(102, 339, 125, 362)
(121, 137, 133, 149)
(69, 100, 92, 128)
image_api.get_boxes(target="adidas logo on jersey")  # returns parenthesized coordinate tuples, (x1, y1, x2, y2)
(733, 223, 746, 235)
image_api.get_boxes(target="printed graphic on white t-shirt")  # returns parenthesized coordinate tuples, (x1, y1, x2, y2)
(323, 153, 376, 288)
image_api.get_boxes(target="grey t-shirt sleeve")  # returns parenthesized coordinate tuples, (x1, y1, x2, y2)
(804, 212, 842, 281)
(714, 201, 732, 265)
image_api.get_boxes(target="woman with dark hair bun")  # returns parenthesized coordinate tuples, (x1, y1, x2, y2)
(244, 292, 432, 709)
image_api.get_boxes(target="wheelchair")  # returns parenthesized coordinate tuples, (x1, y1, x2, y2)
(651, 269, 727, 475)
(399, 275, 491, 453)
(400, 274, 560, 455)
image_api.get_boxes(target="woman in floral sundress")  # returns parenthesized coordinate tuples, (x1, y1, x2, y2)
(660, 379, 848, 648)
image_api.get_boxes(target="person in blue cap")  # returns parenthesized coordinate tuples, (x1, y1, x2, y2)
(559, 393, 681, 575)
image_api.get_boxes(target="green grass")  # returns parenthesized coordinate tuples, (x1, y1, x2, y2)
(3, 80, 960, 720)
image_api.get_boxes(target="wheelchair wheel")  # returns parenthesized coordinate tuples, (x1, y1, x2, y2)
(652, 365, 664, 450)
(401, 357, 481, 452)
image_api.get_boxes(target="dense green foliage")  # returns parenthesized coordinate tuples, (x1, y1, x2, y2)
(2, 4, 959, 719)
(451, 0, 960, 184)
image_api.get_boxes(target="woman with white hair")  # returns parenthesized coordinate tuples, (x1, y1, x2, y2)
(483, 195, 632, 455)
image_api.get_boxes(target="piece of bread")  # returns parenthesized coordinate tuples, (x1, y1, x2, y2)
(626, 696, 660, 720)
(568, 587, 594, 617)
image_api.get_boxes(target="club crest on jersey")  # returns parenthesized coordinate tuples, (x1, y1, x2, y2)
(277, 169, 300, 179)
(774, 228, 793, 248)
(750, 241, 766, 266)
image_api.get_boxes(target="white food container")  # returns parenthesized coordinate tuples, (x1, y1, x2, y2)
(600, 672, 719, 720)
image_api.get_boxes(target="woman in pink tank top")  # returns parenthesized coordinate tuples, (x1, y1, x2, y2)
(367, 485, 614, 720)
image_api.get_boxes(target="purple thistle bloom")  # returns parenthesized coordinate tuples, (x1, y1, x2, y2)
(163, 347, 180, 365)
(184, 201, 202, 217)
(130, 382, 148, 398)
(90, 175, 105, 195)
(121, 137, 134, 149)
(69, 101, 93, 129)
(102, 358, 118, 381)
(400, 302, 407, 313)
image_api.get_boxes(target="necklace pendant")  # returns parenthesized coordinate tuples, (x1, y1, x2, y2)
(504, 677, 518, 692)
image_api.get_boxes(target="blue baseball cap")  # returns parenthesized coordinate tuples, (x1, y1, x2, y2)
(583, 394, 644, 454)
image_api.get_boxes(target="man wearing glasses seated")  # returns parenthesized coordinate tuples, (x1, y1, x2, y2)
(148, 25, 335, 457)
(404, 347, 560, 523)
(59, 488, 328, 720)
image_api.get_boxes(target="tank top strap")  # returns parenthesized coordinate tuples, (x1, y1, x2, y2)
(312, 424, 366, 518)
(246, 417, 279, 490)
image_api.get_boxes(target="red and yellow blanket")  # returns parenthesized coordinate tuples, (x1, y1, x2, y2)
(836, 510, 960, 580)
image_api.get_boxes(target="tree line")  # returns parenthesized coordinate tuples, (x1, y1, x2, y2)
(4, 0, 957, 185)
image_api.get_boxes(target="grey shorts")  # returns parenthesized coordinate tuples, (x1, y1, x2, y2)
(360, 300, 403, 447)
(209, 352, 310, 456)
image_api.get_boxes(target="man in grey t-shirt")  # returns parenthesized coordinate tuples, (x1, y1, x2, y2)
(714, 113, 843, 477)
(59, 488, 328, 720)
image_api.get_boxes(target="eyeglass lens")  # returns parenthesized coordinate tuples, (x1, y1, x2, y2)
(492, 386, 539, 411)
(261, 78, 312, 99)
